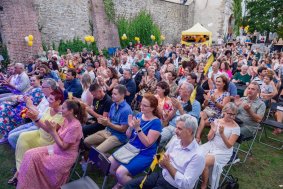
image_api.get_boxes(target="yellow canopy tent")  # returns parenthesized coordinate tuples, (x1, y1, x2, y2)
(181, 23, 212, 46)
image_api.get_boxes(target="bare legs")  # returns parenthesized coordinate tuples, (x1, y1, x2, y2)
(201, 155, 215, 189)
(196, 111, 210, 143)
(273, 111, 283, 134)
(109, 156, 132, 189)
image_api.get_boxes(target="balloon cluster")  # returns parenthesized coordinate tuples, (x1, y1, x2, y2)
(160, 35, 165, 41)
(25, 35, 34, 46)
(150, 35, 156, 41)
(121, 34, 127, 40)
(84, 35, 95, 43)
(134, 37, 140, 42)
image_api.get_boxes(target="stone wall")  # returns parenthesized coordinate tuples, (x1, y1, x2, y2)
(33, 0, 92, 46)
(113, 0, 194, 44)
(0, 0, 42, 63)
(193, 0, 228, 41)
(91, 0, 120, 50)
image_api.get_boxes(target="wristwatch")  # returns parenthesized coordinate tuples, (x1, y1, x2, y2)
(137, 129, 142, 133)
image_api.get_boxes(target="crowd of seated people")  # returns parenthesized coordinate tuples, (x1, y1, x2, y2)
(0, 40, 282, 189)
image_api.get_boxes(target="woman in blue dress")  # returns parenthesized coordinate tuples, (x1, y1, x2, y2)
(0, 75, 44, 144)
(109, 93, 162, 189)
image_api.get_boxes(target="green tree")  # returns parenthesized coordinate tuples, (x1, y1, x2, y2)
(232, 0, 242, 36)
(246, 0, 283, 39)
(117, 11, 162, 48)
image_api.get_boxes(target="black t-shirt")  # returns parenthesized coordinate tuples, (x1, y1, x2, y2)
(92, 94, 113, 120)
(159, 56, 167, 66)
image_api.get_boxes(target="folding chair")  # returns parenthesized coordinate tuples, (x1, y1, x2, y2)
(259, 102, 283, 150)
(61, 146, 111, 189)
(68, 138, 86, 182)
(194, 135, 243, 189)
(236, 101, 272, 163)
(219, 135, 242, 187)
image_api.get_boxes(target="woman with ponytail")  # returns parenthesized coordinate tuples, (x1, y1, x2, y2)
(16, 100, 87, 189)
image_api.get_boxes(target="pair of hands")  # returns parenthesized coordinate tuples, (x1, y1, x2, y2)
(128, 115, 140, 130)
(171, 98, 182, 110)
(97, 116, 110, 126)
(233, 95, 251, 111)
(159, 153, 171, 169)
(44, 120, 60, 134)
(211, 122, 224, 135)
(204, 94, 216, 103)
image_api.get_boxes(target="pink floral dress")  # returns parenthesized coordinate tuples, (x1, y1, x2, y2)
(17, 119, 83, 189)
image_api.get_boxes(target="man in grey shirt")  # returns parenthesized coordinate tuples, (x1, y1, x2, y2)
(235, 82, 266, 138)
(2, 63, 30, 93)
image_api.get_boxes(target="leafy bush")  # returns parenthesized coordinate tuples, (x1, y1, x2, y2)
(103, 0, 115, 22)
(57, 37, 99, 55)
(117, 11, 162, 48)
(0, 44, 9, 70)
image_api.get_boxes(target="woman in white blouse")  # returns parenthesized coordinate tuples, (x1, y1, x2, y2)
(200, 102, 240, 189)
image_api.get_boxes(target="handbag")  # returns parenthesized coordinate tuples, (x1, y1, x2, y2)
(113, 119, 156, 164)
(113, 142, 140, 164)
(203, 106, 217, 117)
(220, 175, 239, 189)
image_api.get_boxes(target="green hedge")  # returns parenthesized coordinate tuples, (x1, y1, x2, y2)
(117, 11, 162, 48)
(0, 44, 9, 70)
(57, 37, 99, 56)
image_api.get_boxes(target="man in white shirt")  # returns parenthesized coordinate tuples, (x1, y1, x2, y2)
(84, 63, 96, 82)
(125, 114, 205, 189)
(3, 63, 30, 93)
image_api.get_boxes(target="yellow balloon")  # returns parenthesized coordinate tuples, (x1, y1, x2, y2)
(90, 36, 95, 43)
(28, 35, 34, 41)
(161, 35, 165, 41)
(27, 41, 33, 46)
(84, 36, 89, 42)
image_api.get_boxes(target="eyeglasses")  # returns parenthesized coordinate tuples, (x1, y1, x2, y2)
(140, 103, 151, 108)
(226, 112, 236, 116)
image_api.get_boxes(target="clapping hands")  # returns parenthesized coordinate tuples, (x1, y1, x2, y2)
(128, 115, 140, 130)
(44, 120, 60, 134)
(159, 153, 171, 169)
(219, 125, 224, 135)
(97, 117, 110, 126)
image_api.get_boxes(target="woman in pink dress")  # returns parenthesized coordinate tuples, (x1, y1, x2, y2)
(16, 100, 87, 189)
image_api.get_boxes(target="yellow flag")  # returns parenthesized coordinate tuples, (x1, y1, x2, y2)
(203, 54, 214, 75)
(190, 86, 197, 104)
(139, 151, 165, 189)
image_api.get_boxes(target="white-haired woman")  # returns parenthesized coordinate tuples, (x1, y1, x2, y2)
(200, 102, 240, 189)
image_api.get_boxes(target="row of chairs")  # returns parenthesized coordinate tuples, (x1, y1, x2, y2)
(219, 101, 283, 188)
(62, 146, 110, 189)
(62, 102, 283, 189)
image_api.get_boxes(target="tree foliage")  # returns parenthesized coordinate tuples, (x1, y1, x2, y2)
(232, 0, 242, 36)
(246, 0, 283, 37)
(117, 11, 162, 48)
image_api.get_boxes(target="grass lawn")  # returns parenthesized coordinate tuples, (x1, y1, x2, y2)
(0, 127, 282, 189)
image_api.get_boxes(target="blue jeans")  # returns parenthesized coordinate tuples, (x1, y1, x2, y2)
(8, 122, 38, 149)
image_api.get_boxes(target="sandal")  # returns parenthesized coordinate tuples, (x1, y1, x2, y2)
(7, 177, 18, 186)
(272, 128, 282, 135)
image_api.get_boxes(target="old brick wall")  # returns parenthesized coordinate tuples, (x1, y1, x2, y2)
(0, 0, 42, 63)
(91, 0, 120, 50)
(113, 0, 194, 44)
